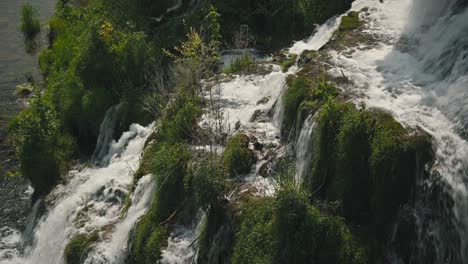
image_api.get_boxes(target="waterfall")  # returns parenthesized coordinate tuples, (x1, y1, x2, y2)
(294, 115, 317, 187)
(92, 104, 123, 164)
(159, 212, 206, 264)
(327, 0, 468, 262)
(0, 122, 152, 264)
(83, 175, 156, 264)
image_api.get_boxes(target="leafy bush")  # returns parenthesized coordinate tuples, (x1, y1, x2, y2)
(20, 4, 41, 39)
(64, 232, 99, 264)
(10, 94, 74, 198)
(222, 133, 255, 178)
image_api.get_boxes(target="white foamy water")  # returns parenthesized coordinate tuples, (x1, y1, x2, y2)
(295, 115, 317, 186)
(289, 15, 344, 55)
(83, 175, 156, 264)
(328, 0, 468, 261)
(0, 122, 152, 264)
(160, 212, 206, 264)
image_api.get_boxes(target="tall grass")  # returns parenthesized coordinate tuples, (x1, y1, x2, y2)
(20, 3, 41, 39)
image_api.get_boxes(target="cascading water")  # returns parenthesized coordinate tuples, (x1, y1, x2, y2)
(326, 0, 468, 262)
(294, 115, 317, 186)
(92, 104, 123, 164)
(0, 115, 153, 264)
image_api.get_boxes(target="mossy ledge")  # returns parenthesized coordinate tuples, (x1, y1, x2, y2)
(64, 232, 99, 264)
(280, 65, 434, 260)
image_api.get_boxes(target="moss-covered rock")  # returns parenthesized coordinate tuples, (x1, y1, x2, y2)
(64, 232, 99, 264)
(339, 11, 361, 31)
(222, 133, 255, 177)
(231, 188, 366, 264)
(304, 99, 434, 242)
(281, 74, 338, 136)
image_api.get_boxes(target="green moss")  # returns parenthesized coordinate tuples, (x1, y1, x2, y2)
(339, 11, 360, 31)
(283, 75, 311, 133)
(280, 54, 297, 72)
(64, 232, 99, 264)
(305, 98, 433, 241)
(20, 4, 41, 39)
(222, 133, 255, 178)
(231, 188, 366, 264)
(232, 198, 275, 264)
(143, 226, 169, 263)
(225, 55, 256, 74)
(282, 75, 338, 135)
(192, 156, 229, 210)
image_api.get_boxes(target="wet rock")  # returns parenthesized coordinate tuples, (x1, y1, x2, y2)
(249, 109, 270, 123)
(235, 121, 241, 131)
(256, 96, 270, 105)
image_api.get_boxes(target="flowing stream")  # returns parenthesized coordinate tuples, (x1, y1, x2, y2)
(327, 0, 468, 262)
(2, 0, 468, 263)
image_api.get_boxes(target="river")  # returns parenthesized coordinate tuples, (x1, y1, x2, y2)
(0, 0, 55, 229)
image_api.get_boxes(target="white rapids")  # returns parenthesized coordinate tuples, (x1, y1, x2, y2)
(326, 0, 468, 262)
(0, 121, 153, 264)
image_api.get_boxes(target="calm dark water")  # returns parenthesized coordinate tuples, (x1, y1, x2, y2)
(0, 0, 55, 229)
(0, 0, 55, 138)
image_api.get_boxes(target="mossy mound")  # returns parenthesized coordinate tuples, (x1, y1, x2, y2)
(231, 189, 366, 264)
(305, 99, 434, 242)
(340, 11, 361, 31)
(282, 75, 338, 136)
(64, 232, 99, 264)
(222, 133, 255, 178)
(280, 54, 298, 72)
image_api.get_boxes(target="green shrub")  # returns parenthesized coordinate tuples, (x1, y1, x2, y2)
(222, 133, 255, 178)
(225, 54, 255, 74)
(192, 157, 229, 210)
(10, 94, 74, 198)
(232, 198, 275, 264)
(64, 232, 99, 264)
(274, 187, 365, 264)
(20, 4, 41, 39)
(231, 187, 366, 264)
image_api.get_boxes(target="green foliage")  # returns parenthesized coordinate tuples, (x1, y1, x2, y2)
(213, 0, 352, 49)
(10, 94, 74, 197)
(283, 76, 311, 133)
(64, 232, 99, 264)
(222, 133, 255, 178)
(282, 75, 337, 135)
(280, 54, 297, 72)
(232, 198, 275, 264)
(192, 156, 229, 211)
(224, 55, 255, 74)
(143, 226, 169, 263)
(305, 98, 433, 241)
(340, 11, 361, 31)
(20, 4, 41, 39)
(231, 187, 366, 264)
